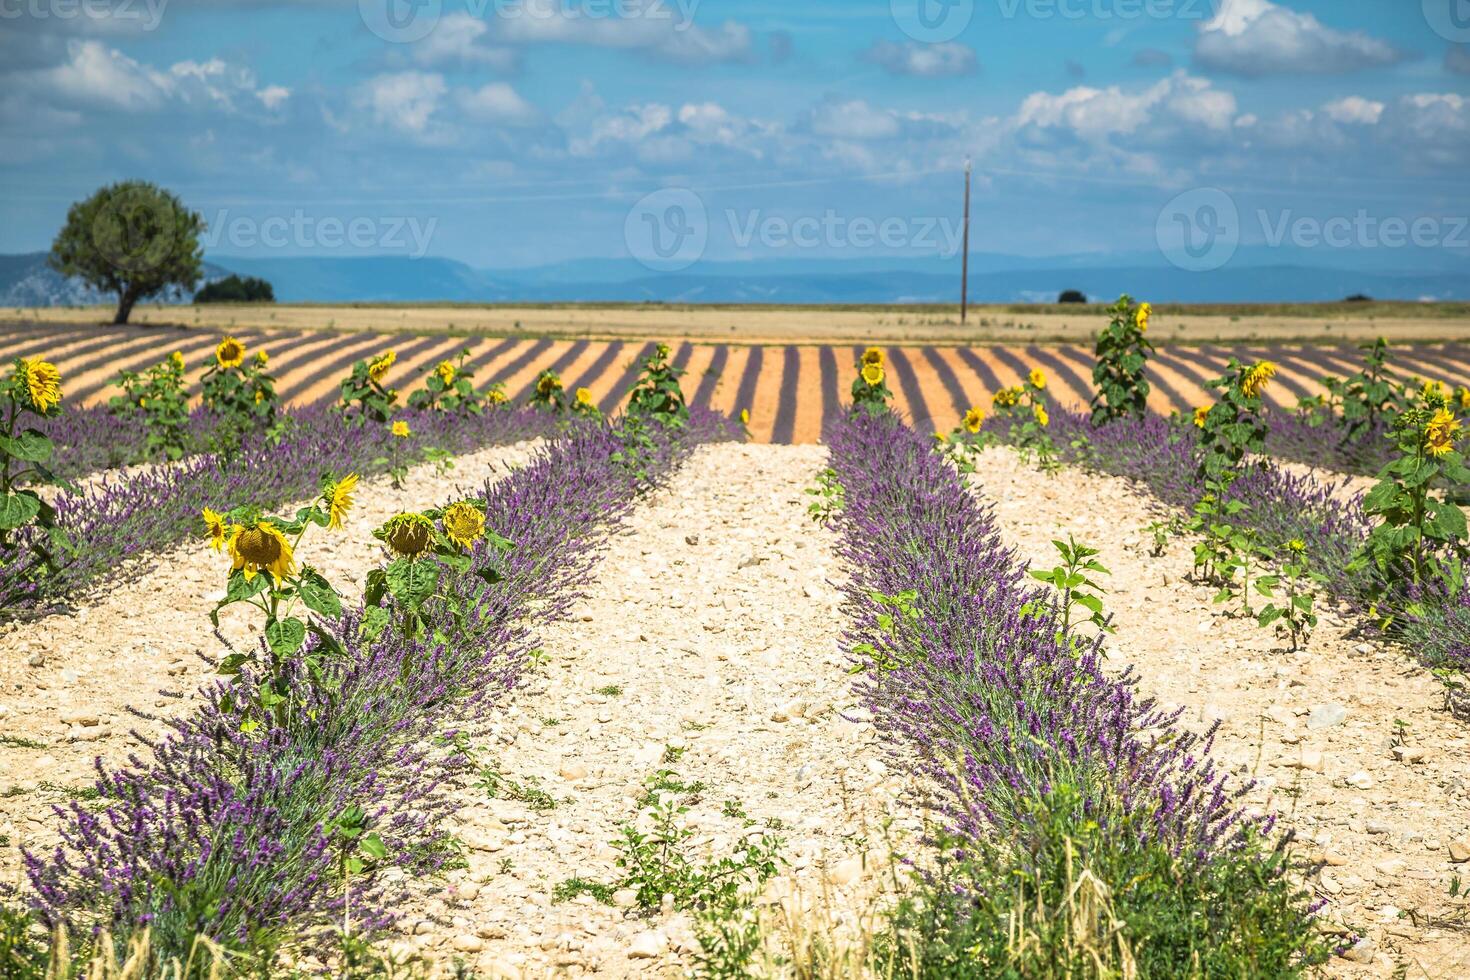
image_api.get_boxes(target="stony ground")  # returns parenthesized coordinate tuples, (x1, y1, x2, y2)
(0, 441, 539, 891)
(965, 446, 1470, 980)
(390, 444, 925, 978)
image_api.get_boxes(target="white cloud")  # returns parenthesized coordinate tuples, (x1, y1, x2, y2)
(1015, 72, 1236, 140)
(256, 85, 291, 110)
(807, 98, 900, 140)
(1195, 0, 1403, 76)
(362, 71, 447, 137)
(457, 82, 539, 126)
(860, 40, 977, 77)
(1322, 96, 1384, 125)
(412, 12, 519, 71)
(43, 40, 171, 110)
(491, 0, 754, 64)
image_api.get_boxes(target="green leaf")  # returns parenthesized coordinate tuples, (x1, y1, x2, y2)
(0, 491, 41, 530)
(225, 569, 271, 603)
(266, 617, 307, 657)
(298, 569, 343, 618)
(386, 558, 439, 609)
(217, 653, 251, 675)
(359, 833, 388, 860)
(0, 429, 53, 463)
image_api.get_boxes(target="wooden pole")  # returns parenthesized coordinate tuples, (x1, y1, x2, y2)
(961, 159, 971, 326)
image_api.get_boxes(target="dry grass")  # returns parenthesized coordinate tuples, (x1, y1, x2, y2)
(13, 301, 1470, 346)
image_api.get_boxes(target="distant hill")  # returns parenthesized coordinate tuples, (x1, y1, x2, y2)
(2, 250, 1466, 307)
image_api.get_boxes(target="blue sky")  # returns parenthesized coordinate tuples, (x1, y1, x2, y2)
(1, 0, 1467, 271)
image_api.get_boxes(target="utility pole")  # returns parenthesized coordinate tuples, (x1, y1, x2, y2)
(960, 158, 971, 327)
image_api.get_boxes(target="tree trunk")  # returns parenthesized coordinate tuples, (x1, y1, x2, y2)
(113, 287, 138, 325)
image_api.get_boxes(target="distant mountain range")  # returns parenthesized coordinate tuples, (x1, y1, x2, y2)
(3, 248, 1466, 307)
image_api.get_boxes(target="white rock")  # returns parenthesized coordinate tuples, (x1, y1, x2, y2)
(627, 931, 666, 959)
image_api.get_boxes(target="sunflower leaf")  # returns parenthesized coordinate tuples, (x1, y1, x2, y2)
(0, 429, 53, 463)
(0, 491, 42, 530)
(266, 617, 307, 657)
(298, 569, 342, 618)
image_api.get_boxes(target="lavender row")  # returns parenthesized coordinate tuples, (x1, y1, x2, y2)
(23, 407, 739, 966)
(4, 404, 563, 614)
(827, 411, 1325, 975)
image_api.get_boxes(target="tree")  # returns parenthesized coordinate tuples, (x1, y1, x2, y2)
(49, 181, 205, 325)
(1058, 289, 1088, 304)
(195, 274, 275, 303)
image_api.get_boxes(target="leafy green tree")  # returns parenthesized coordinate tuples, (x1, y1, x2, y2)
(49, 181, 205, 325)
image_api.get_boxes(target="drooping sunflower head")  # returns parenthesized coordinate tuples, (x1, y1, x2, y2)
(1034, 405, 1050, 428)
(382, 513, 435, 559)
(655, 342, 671, 362)
(1422, 380, 1448, 404)
(230, 521, 295, 584)
(392, 419, 411, 439)
(1136, 302, 1152, 332)
(963, 406, 985, 434)
(369, 350, 397, 384)
(324, 474, 359, 531)
(861, 362, 885, 387)
(861, 347, 885, 369)
(18, 358, 62, 415)
(215, 337, 246, 369)
(1426, 408, 1461, 458)
(443, 500, 486, 550)
(436, 360, 456, 385)
(1240, 361, 1278, 399)
(575, 387, 593, 407)
(486, 387, 508, 405)
(1029, 369, 1047, 390)
(202, 507, 231, 552)
(536, 372, 562, 396)
(993, 387, 1021, 409)
(255, 350, 270, 367)
(1194, 405, 1211, 429)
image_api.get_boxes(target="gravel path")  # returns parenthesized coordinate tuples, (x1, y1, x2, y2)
(964, 446, 1470, 980)
(391, 443, 922, 978)
(0, 440, 540, 892)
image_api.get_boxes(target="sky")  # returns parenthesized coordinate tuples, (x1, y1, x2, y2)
(1, 0, 1468, 273)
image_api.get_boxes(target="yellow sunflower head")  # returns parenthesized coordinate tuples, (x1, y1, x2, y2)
(536, 372, 561, 396)
(933, 429, 947, 443)
(1136, 302, 1152, 332)
(1458, 387, 1470, 412)
(392, 419, 411, 439)
(1426, 408, 1461, 458)
(215, 337, 246, 369)
(382, 513, 435, 559)
(229, 521, 296, 584)
(1194, 405, 1211, 429)
(1029, 369, 1047, 390)
(369, 350, 397, 383)
(202, 508, 231, 552)
(861, 347, 885, 369)
(486, 387, 508, 405)
(255, 350, 270, 367)
(740, 408, 750, 425)
(1422, 380, 1448, 404)
(861, 362, 885, 387)
(436, 360, 456, 385)
(170, 351, 185, 370)
(1034, 405, 1050, 428)
(18, 358, 62, 415)
(324, 474, 359, 531)
(1240, 361, 1278, 399)
(575, 387, 593, 406)
(442, 501, 486, 550)
(963, 407, 985, 434)
(993, 387, 1020, 409)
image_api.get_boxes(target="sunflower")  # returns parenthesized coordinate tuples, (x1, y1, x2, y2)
(740, 408, 750, 425)
(255, 351, 270, 367)
(1240, 361, 1277, 399)
(325, 474, 359, 531)
(1136, 302, 1152, 332)
(1422, 380, 1447, 403)
(1034, 405, 1050, 428)
(369, 351, 397, 384)
(861, 362, 885, 387)
(1426, 408, 1461, 458)
(536, 372, 561, 396)
(230, 521, 295, 584)
(1458, 387, 1470, 412)
(861, 347, 884, 368)
(575, 387, 593, 407)
(1194, 405, 1211, 429)
(436, 360, 456, 385)
(215, 337, 245, 369)
(392, 420, 411, 439)
(486, 388, 508, 405)
(382, 513, 435, 559)
(202, 508, 231, 552)
(170, 351, 185, 370)
(443, 501, 486, 549)
(993, 387, 1021, 409)
(20, 358, 62, 414)
(1029, 369, 1047, 390)
(656, 343, 671, 361)
(963, 407, 985, 434)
